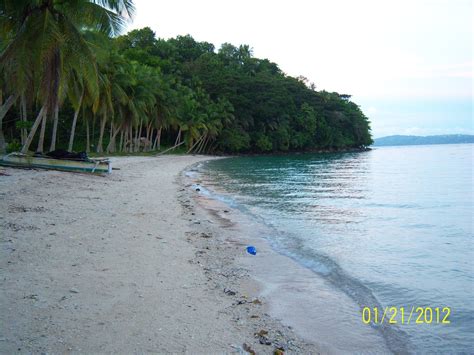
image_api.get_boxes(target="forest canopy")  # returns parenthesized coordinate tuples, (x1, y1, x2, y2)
(0, 1, 372, 155)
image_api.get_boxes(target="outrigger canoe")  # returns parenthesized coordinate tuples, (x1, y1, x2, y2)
(0, 152, 112, 174)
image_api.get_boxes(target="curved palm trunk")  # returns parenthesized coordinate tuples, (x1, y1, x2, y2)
(86, 118, 90, 153)
(187, 134, 204, 154)
(146, 127, 153, 152)
(20, 94, 28, 145)
(123, 126, 128, 152)
(21, 106, 46, 154)
(106, 123, 123, 153)
(119, 129, 124, 152)
(49, 103, 59, 152)
(153, 127, 162, 151)
(0, 94, 17, 120)
(0, 94, 18, 154)
(157, 128, 162, 150)
(174, 128, 182, 146)
(196, 134, 209, 154)
(92, 115, 96, 150)
(135, 118, 143, 152)
(155, 140, 185, 156)
(108, 122, 114, 152)
(36, 111, 48, 153)
(96, 111, 107, 153)
(145, 122, 152, 152)
(68, 90, 84, 152)
(129, 125, 133, 152)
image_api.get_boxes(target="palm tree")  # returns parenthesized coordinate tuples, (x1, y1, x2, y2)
(95, 71, 114, 153)
(202, 98, 234, 153)
(0, 0, 134, 153)
(67, 73, 86, 152)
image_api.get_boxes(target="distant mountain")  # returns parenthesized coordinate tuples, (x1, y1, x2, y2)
(373, 134, 474, 147)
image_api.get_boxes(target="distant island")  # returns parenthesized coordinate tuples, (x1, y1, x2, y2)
(373, 134, 474, 147)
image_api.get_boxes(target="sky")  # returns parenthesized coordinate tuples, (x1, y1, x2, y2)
(127, 0, 473, 138)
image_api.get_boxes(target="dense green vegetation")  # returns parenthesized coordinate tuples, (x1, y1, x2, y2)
(0, 1, 372, 156)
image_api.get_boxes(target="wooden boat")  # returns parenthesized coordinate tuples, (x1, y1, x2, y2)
(0, 152, 112, 174)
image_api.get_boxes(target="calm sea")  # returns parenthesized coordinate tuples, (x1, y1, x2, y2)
(198, 144, 473, 353)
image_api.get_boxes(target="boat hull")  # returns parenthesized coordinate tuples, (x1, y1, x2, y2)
(0, 153, 111, 174)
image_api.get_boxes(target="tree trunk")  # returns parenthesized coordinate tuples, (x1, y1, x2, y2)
(96, 111, 107, 153)
(36, 111, 48, 153)
(124, 126, 132, 152)
(92, 115, 96, 151)
(133, 124, 138, 152)
(0, 94, 16, 122)
(108, 122, 114, 153)
(135, 118, 143, 152)
(152, 129, 158, 151)
(197, 135, 210, 154)
(149, 123, 153, 150)
(119, 129, 124, 152)
(204, 137, 212, 153)
(123, 126, 128, 152)
(129, 125, 133, 152)
(21, 106, 46, 154)
(68, 91, 84, 152)
(86, 118, 90, 153)
(197, 134, 208, 154)
(106, 123, 123, 153)
(155, 140, 185, 156)
(145, 122, 152, 151)
(187, 134, 204, 154)
(148, 127, 154, 151)
(0, 94, 18, 154)
(20, 94, 27, 145)
(157, 127, 162, 150)
(49, 102, 59, 152)
(174, 128, 181, 146)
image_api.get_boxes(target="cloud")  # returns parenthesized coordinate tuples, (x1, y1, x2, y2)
(367, 107, 377, 115)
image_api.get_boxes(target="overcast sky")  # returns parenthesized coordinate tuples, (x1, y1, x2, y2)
(128, 0, 473, 138)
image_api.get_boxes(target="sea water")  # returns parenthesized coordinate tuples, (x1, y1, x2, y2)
(197, 144, 473, 353)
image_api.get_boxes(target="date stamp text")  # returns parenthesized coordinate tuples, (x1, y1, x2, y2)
(362, 306, 451, 325)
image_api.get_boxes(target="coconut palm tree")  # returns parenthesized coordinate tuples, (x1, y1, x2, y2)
(66, 73, 86, 152)
(95, 71, 114, 153)
(0, 0, 134, 153)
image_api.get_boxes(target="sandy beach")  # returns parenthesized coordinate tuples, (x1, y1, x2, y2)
(0, 155, 319, 354)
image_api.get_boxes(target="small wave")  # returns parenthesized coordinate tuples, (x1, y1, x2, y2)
(263, 231, 411, 354)
(189, 165, 409, 354)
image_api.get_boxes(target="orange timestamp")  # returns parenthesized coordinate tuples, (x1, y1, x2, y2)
(362, 306, 451, 325)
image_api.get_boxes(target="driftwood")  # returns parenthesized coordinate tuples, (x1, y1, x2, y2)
(155, 141, 185, 156)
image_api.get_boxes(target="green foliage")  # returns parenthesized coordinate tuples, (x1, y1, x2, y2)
(6, 139, 21, 153)
(255, 134, 273, 152)
(0, 9, 372, 155)
(218, 128, 251, 152)
(15, 120, 33, 130)
(272, 126, 290, 151)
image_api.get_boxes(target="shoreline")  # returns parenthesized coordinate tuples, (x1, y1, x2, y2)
(207, 146, 371, 158)
(183, 160, 392, 354)
(0, 155, 318, 353)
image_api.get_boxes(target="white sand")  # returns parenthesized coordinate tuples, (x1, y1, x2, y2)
(0, 156, 318, 353)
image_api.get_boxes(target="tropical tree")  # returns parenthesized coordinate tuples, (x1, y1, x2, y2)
(1, 14, 373, 156)
(0, 0, 134, 153)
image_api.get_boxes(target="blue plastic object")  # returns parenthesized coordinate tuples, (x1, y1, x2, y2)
(246, 246, 257, 255)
